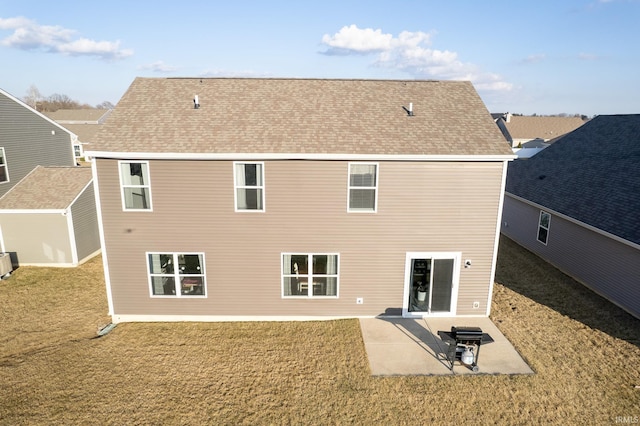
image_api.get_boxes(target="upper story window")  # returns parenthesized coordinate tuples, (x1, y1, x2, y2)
(537, 210, 551, 245)
(234, 162, 264, 211)
(282, 253, 339, 298)
(73, 143, 83, 159)
(348, 163, 378, 212)
(148, 252, 206, 297)
(119, 161, 152, 211)
(0, 148, 9, 184)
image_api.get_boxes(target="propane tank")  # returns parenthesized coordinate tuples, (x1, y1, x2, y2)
(461, 346, 474, 365)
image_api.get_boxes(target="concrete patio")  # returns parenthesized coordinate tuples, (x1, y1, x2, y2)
(359, 317, 534, 376)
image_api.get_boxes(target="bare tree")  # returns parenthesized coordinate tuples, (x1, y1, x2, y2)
(23, 85, 43, 110)
(22, 85, 114, 111)
(96, 101, 115, 109)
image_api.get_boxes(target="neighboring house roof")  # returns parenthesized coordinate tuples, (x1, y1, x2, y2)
(44, 109, 112, 124)
(90, 78, 513, 158)
(44, 109, 112, 144)
(502, 115, 585, 141)
(0, 166, 92, 210)
(505, 114, 640, 245)
(58, 124, 102, 143)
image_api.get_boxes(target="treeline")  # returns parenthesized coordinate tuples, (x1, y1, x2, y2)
(22, 85, 114, 112)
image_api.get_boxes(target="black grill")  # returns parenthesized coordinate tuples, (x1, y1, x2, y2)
(437, 326, 493, 372)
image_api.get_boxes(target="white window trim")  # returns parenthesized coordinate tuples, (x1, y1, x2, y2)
(147, 252, 207, 298)
(281, 253, 340, 299)
(233, 161, 265, 212)
(347, 162, 378, 213)
(0, 147, 10, 184)
(537, 210, 551, 245)
(118, 160, 153, 212)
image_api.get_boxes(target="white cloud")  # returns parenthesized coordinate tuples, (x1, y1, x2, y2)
(321, 24, 395, 53)
(139, 60, 179, 73)
(578, 52, 599, 60)
(521, 54, 547, 64)
(321, 25, 511, 92)
(0, 16, 132, 60)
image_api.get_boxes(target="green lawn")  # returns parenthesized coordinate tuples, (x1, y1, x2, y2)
(1, 236, 639, 424)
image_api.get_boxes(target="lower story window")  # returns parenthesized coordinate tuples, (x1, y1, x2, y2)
(282, 253, 339, 297)
(148, 253, 206, 297)
(537, 210, 551, 245)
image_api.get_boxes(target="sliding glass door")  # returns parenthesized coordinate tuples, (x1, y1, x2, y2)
(403, 252, 459, 316)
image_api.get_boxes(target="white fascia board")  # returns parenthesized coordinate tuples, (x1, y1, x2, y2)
(0, 209, 66, 214)
(85, 151, 517, 162)
(505, 192, 640, 251)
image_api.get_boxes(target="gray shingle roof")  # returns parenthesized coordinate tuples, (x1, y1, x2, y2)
(0, 166, 92, 210)
(90, 78, 512, 157)
(506, 114, 640, 245)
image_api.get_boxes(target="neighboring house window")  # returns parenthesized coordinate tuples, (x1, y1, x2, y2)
(148, 253, 206, 297)
(0, 148, 9, 183)
(73, 143, 83, 159)
(119, 161, 152, 210)
(234, 162, 264, 211)
(348, 163, 378, 212)
(282, 253, 339, 297)
(537, 211, 551, 245)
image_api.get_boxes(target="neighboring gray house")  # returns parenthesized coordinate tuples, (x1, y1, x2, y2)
(0, 166, 100, 267)
(502, 114, 640, 319)
(0, 88, 98, 269)
(87, 77, 515, 323)
(44, 109, 112, 159)
(0, 88, 78, 198)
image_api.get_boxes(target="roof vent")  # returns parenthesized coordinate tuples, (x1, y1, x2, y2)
(403, 102, 414, 116)
(194, 95, 200, 109)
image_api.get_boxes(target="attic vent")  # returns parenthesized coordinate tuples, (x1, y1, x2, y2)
(402, 102, 414, 116)
(194, 95, 200, 109)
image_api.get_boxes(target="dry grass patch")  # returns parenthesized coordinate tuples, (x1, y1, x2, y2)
(1, 239, 639, 424)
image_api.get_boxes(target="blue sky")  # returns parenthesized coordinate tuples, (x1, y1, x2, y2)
(1, 0, 638, 116)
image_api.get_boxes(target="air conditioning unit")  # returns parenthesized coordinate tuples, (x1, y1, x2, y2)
(0, 253, 12, 278)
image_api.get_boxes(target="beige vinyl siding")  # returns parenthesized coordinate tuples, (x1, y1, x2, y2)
(97, 158, 505, 317)
(71, 183, 101, 261)
(0, 213, 72, 264)
(502, 195, 640, 318)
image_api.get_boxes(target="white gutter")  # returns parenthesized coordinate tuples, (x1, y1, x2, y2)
(85, 151, 517, 162)
(0, 209, 67, 214)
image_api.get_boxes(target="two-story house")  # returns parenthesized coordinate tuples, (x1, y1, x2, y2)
(87, 77, 515, 323)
